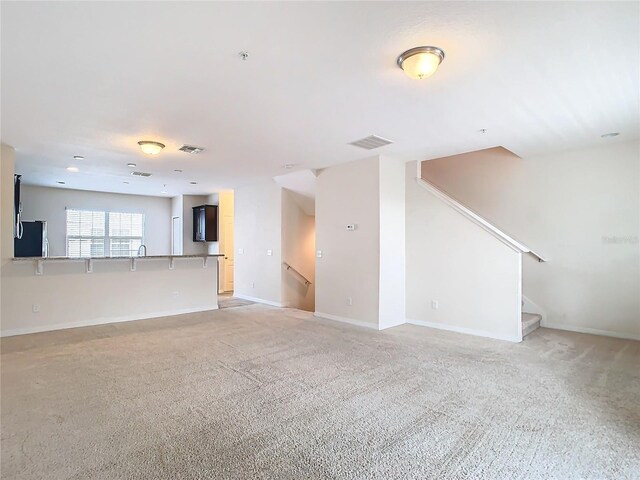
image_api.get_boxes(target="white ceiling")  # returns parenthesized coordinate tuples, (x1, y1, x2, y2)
(2, 1, 638, 197)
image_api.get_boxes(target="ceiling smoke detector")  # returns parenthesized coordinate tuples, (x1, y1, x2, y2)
(131, 171, 152, 177)
(179, 144, 205, 154)
(348, 135, 394, 150)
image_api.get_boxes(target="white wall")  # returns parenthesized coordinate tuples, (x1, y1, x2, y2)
(315, 157, 381, 326)
(378, 156, 406, 329)
(421, 141, 640, 340)
(406, 162, 522, 341)
(20, 185, 172, 256)
(282, 188, 315, 311)
(171, 195, 183, 255)
(234, 179, 284, 305)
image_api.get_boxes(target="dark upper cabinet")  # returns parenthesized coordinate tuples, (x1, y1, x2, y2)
(193, 205, 218, 242)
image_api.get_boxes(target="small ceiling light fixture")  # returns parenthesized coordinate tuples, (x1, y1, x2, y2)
(479, 128, 487, 134)
(174, 169, 183, 173)
(57, 181, 65, 185)
(397, 46, 445, 80)
(73, 155, 84, 160)
(190, 181, 198, 185)
(66, 166, 79, 172)
(138, 140, 165, 155)
(239, 51, 249, 61)
(283, 163, 295, 169)
(123, 181, 130, 184)
(601, 132, 619, 138)
(127, 163, 137, 168)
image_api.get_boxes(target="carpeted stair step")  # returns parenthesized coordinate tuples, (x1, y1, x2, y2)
(522, 312, 542, 338)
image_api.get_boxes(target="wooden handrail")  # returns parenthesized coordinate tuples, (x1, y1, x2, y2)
(282, 262, 312, 285)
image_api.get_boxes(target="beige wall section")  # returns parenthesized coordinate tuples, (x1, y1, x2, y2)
(406, 163, 522, 342)
(315, 157, 381, 326)
(215, 191, 234, 292)
(421, 141, 640, 339)
(19, 185, 172, 256)
(1, 144, 17, 329)
(281, 188, 315, 311)
(182, 195, 209, 255)
(234, 179, 284, 306)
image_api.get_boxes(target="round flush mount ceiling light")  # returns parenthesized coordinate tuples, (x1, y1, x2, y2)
(66, 166, 79, 172)
(397, 46, 445, 80)
(127, 163, 137, 168)
(73, 155, 84, 160)
(138, 140, 165, 155)
(601, 132, 619, 138)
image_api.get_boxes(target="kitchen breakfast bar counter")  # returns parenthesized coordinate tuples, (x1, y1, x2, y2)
(2, 254, 224, 337)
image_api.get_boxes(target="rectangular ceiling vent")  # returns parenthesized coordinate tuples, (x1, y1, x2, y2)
(179, 144, 205, 154)
(131, 171, 152, 177)
(348, 135, 394, 150)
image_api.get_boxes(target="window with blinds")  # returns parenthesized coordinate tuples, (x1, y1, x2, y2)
(66, 209, 145, 258)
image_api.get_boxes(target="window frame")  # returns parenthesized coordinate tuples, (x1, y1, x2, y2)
(65, 208, 145, 258)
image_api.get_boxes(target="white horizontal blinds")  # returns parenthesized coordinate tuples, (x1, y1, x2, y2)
(108, 212, 144, 257)
(66, 209, 144, 258)
(66, 209, 106, 258)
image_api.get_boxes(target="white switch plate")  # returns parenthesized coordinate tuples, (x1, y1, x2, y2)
(238, 248, 244, 254)
(32, 304, 40, 313)
(316, 250, 323, 258)
(346, 297, 353, 306)
(267, 249, 273, 256)
(346, 224, 356, 231)
(431, 300, 439, 310)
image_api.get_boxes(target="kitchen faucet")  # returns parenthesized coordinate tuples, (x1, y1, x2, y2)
(137, 244, 147, 257)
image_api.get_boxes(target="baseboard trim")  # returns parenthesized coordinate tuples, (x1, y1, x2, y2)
(406, 318, 522, 343)
(541, 321, 640, 341)
(314, 312, 379, 330)
(0, 305, 219, 338)
(233, 294, 289, 308)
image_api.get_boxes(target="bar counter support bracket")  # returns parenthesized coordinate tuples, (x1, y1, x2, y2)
(130, 258, 137, 272)
(35, 259, 44, 276)
(169, 257, 175, 270)
(203, 257, 209, 268)
(85, 259, 93, 274)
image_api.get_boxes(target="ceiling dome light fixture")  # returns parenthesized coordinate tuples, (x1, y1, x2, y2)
(397, 46, 445, 80)
(138, 140, 165, 155)
(601, 132, 619, 138)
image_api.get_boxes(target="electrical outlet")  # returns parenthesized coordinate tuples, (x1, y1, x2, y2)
(431, 300, 439, 310)
(346, 297, 353, 306)
(266, 249, 272, 256)
(238, 248, 244, 254)
(172, 291, 179, 297)
(316, 250, 323, 258)
(32, 304, 40, 313)
(346, 224, 357, 231)
(251, 281, 255, 288)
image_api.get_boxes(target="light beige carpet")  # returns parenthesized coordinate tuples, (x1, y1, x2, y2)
(1, 305, 639, 479)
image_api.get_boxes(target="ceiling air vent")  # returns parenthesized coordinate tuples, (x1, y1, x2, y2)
(131, 171, 152, 177)
(348, 135, 394, 150)
(179, 144, 205, 154)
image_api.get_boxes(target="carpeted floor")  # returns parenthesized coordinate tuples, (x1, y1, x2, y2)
(1, 305, 639, 479)
(217, 293, 255, 309)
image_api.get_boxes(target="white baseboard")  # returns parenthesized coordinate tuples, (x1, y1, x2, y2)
(233, 293, 289, 308)
(379, 318, 406, 330)
(0, 305, 219, 338)
(313, 312, 379, 330)
(406, 318, 522, 343)
(541, 321, 640, 341)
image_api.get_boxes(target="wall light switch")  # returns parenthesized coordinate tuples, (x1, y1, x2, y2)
(346, 224, 357, 231)
(316, 250, 323, 258)
(267, 249, 273, 256)
(238, 248, 244, 254)
(431, 300, 439, 310)
(346, 297, 353, 306)
(32, 304, 40, 313)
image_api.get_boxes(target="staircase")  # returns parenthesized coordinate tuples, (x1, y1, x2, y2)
(522, 312, 542, 338)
